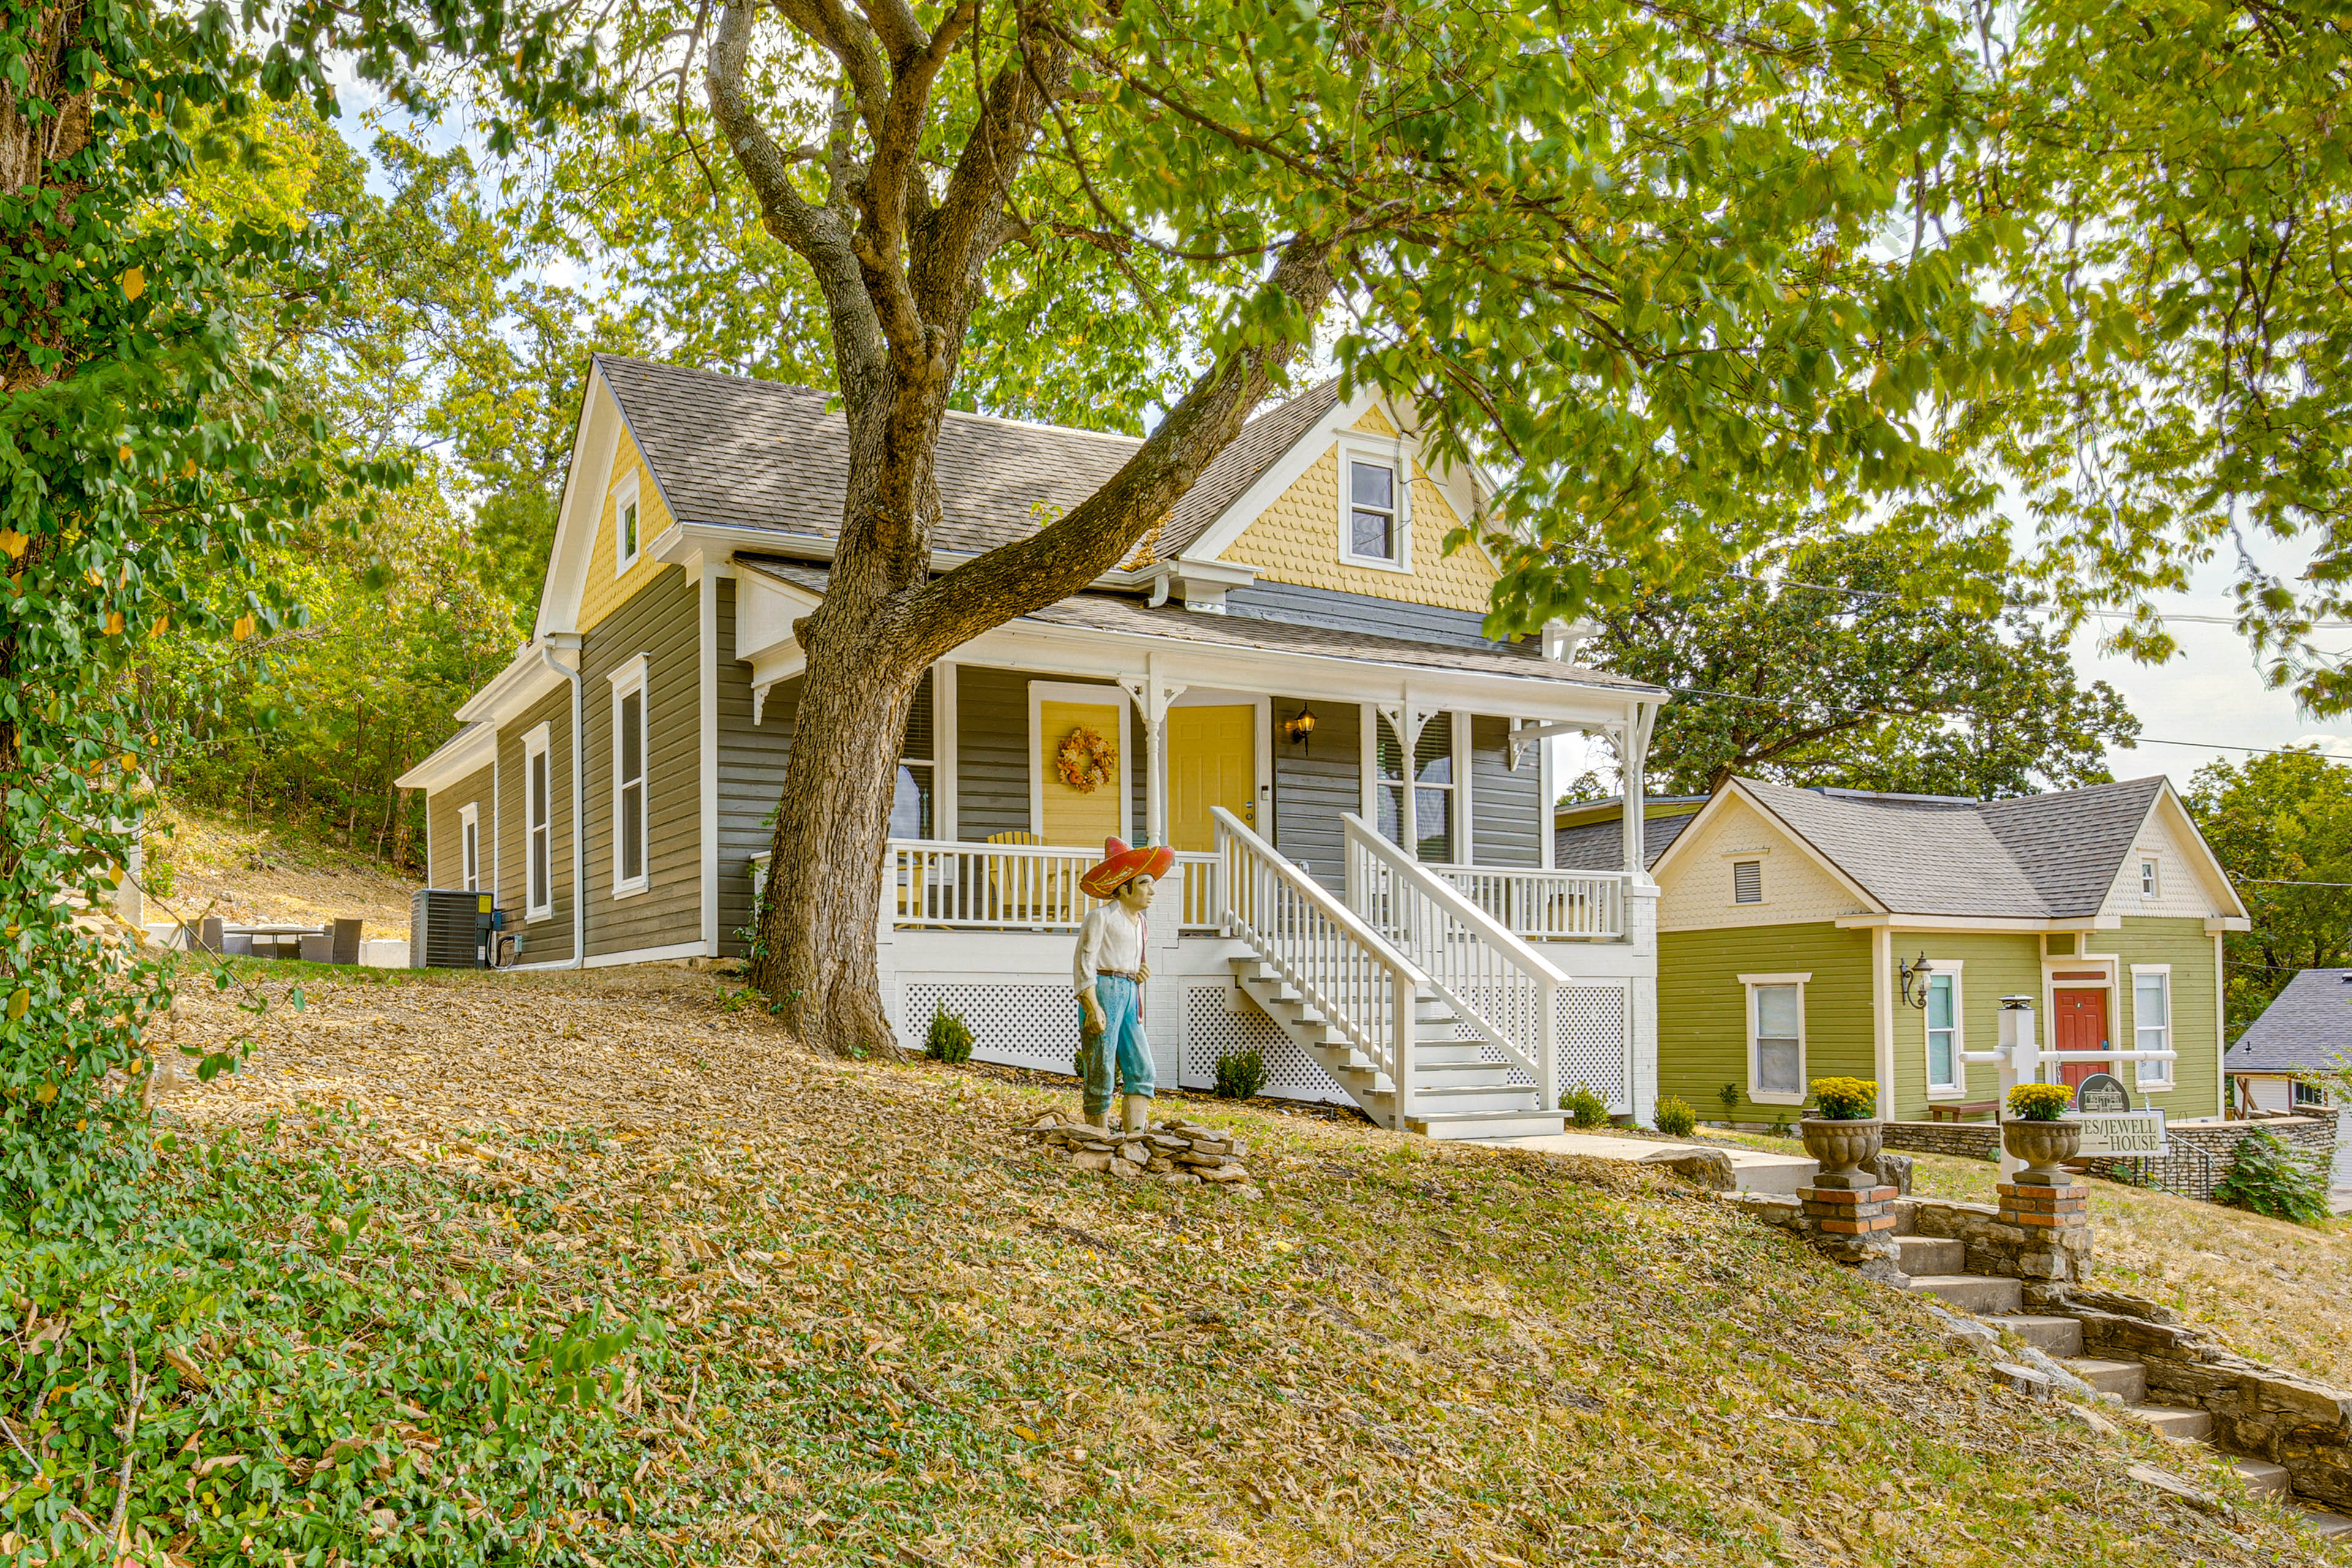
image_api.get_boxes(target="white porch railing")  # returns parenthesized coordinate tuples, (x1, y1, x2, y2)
(1214, 807, 1424, 1126)
(1429, 864, 1628, 940)
(1344, 815, 1563, 1095)
(875, 840, 1218, 932)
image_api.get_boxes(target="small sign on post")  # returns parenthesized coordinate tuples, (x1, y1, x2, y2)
(2074, 1072, 2133, 1114)
(2068, 1109, 2166, 1156)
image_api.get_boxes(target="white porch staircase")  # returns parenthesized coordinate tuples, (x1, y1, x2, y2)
(1210, 807, 1568, 1140)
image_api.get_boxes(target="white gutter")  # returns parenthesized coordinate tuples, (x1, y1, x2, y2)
(537, 633, 586, 969)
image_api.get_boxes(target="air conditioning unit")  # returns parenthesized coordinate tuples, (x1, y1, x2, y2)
(410, 889, 508, 968)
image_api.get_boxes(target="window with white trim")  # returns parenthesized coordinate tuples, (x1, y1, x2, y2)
(2132, 965, 2173, 1086)
(524, 725, 552, 920)
(1373, 714, 1455, 861)
(2294, 1078, 2328, 1109)
(612, 472, 642, 576)
(459, 803, 480, 893)
(1345, 458, 1400, 565)
(2139, 858, 2159, 898)
(1924, 965, 1962, 1095)
(1741, 973, 1809, 1104)
(611, 658, 650, 896)
(1732, 860, 1763, 903)
(889, 670, 936, 839)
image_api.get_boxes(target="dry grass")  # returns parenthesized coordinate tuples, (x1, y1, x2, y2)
(149, 967, 2343, 1566)
(146, 802, 418, 937)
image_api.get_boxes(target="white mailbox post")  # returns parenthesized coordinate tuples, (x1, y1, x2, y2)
(1958, 993, 2177, 1180)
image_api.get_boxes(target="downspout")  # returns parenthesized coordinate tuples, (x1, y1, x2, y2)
(538, 635, 586, 968)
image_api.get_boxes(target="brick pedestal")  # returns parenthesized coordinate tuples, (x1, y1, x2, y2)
(1795, 1182, 1902, 1278)
(1997, 1180, 2088, 1231)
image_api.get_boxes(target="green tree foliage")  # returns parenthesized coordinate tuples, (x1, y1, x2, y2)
(2185, 748, 2352, 1035)
(1581, 533, 2140, 797)
(2211, 1128, 2332, 1226)
(0, 1, 393, 1232)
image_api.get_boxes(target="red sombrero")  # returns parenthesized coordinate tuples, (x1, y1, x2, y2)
(1080, 835, 1175, 900)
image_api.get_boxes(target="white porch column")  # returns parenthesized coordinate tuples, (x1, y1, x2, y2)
(1118, 657, 1185, 850)
(1619, 701, 1657, 878)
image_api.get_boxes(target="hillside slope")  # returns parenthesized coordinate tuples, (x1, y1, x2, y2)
(146, 803, 418, 938)
(155, 966, 2334, 1566)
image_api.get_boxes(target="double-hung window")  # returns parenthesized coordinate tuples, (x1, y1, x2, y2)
(611, 657, 650, 897)
(2132, 966, 2173, 1087)
(524, 724, 552, 920)
(890, 670, 937, 839)
(1372, 713, 1455, 861)
(459, 803, 480, 892)
(1742, 973, 1809, 1104)
(1924, 967, 1961, 1095)
(1346, 458, 1400, 565)
(2139, 858, 2159, 898)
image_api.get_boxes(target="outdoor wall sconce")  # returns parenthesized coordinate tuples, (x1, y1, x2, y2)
(1281, 704, 1317, 752)
(1898, 951, 1936, 1010)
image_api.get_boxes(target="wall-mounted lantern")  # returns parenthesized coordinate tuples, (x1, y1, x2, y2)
(1281, 704, 1317, 753)
(1898, 951, 1936, 1011)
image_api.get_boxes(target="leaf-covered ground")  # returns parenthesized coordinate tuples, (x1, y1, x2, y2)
(154, 963, 2337, 1566)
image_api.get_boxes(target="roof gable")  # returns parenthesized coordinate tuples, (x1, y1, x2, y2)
(2228, 967, 2352, 1072)
(1651, 789, 1883, 931)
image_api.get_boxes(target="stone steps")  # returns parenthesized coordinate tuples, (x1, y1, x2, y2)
(2128, 1403, 2214, 1442)
(2233, 1458, 2293, 1501)
(1986, 1314, 2084, 1356)
(2062, 1357, 2146, 1402)
(1892, 1235, 1962, 1275)
(1901, 1273, 2022, 1314)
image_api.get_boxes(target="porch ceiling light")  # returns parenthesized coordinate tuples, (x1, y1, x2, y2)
(1898, 951, 1935, 1011)
(1281, 704, 1317, 751)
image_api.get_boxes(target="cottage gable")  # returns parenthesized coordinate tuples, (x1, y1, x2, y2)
(1655, 795, 1876, 932)
(2094, 788, 2244, 919)
(581, 426, 676, 633)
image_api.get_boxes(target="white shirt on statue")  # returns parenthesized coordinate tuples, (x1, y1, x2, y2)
(1073, 902, 1145, 996)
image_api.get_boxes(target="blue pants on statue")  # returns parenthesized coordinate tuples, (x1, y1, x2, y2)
(1078, 974, 1155, 1120)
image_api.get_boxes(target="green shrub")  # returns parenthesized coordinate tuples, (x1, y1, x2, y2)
(2006, 1082, 2074, 1122)
(1559, 1084, 1609, 1128)
(1717, 1082, 1742, 1118)
(2213, 1129, 2332, 1224)
(1809, 1077, 1877, 1120)
(1213, 1047, 1267, 1100)
(924, 1001, 974, 1064)
(1654, 1096, 1697, 1138)
(1769, 1113, 1791, 1139)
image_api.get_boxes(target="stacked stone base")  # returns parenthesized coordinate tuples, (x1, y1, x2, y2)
(1016, 1112, 1255, 1187)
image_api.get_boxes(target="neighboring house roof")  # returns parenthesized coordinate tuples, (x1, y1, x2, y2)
(1730, 775, 2169, 919)
(734, 555, 1659, 691)
(1553, 810, 1695, 871)
(596, 355, 1144, 556)
(2227, 968, 2352, 1074)
(595, 354, 1347, 565)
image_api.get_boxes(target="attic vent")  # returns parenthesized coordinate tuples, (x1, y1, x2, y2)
(1732, 861, 1763, 905)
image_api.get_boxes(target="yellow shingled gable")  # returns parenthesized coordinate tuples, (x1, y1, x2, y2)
(1351, 405, 1398, 437)
(1216, 443, 1498, 614)
(580, 428, 673, 633)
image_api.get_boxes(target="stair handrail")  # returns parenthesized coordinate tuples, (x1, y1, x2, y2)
(1212, 807, 1428, 1127)
(1341, 813, 1565, 1102)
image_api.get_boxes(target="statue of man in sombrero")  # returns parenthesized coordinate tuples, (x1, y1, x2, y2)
(1074, 835, 1173, 1134)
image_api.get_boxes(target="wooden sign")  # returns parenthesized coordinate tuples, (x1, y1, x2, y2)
(2075, 1072, 2133, 1114)
(2067, 1109, 2166, 1156)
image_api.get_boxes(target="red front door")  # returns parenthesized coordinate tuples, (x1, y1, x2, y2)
(2052, 986, 2109, 1088)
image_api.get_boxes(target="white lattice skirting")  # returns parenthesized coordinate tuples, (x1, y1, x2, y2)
(1458, 981, 1633, 1111)
(1181, 984, 1350, 1105)
(902, 982, 1080, 1076)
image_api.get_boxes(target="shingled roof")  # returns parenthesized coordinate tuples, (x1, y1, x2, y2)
(1730, 775, 2173, 919)
(2228, 968, 2352, 1074)
(595, 354, 1342, 562)
(734, 555, 1657, 692)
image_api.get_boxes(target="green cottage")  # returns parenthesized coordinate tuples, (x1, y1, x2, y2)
(1559, 778, 2249, 1125)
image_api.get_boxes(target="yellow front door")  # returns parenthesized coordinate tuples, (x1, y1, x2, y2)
(1038, 699, 1126, 846)
(1167, 704, 1257, 851)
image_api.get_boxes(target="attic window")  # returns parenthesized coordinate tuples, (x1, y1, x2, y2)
(1338, 446, 1408, 570)
(2139, 858, 2158, 898)
(612, 470, 643, 576)
(1732, 861, 1763, 904)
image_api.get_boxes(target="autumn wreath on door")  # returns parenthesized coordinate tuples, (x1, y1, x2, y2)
(1054, 726, 1118, 793)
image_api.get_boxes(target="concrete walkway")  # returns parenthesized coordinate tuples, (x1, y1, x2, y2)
(1486, 1129, 1819, 1196)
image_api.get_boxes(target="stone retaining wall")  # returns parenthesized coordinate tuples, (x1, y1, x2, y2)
(2054, 1289, 2352, 1512)
(1881, 1121, 1999, 1160)
(1728, 1192, 2089, 1284)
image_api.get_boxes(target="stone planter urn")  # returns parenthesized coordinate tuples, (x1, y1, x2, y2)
(2002, 1118, 2083, 1184)
(1799, 1117, 1884, 1183)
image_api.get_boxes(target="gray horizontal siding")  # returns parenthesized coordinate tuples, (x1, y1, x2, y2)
(1221, 580, 1507, 650)
(428, 765, 494, 892)
(498, 687, 576, 964)
(582, 565, 703, 958)
(1271, 697, 1359, 886)
(718, 577, 796, 956)
(1469, 715, 1540, 867)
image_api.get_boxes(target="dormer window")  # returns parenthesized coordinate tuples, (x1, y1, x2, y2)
(1338, 444, 1409, 570)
